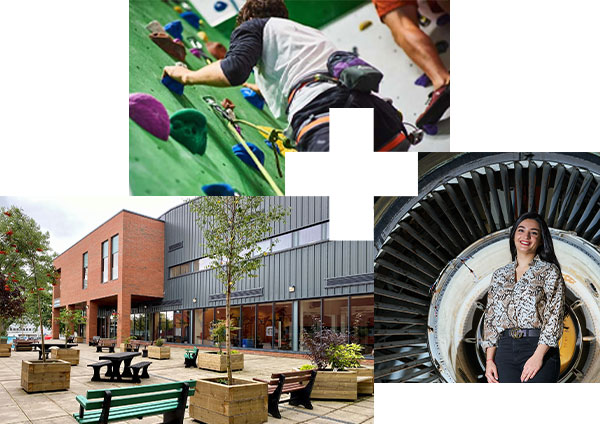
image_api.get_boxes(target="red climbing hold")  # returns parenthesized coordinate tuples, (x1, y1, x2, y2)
(206, 41, 227, 60)
(149, 32, 186, 62)
(221, 98, 235, 110)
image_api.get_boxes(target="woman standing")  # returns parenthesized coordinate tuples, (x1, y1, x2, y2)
(482, 212, 565, 383)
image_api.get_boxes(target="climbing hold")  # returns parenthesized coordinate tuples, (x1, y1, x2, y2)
(418, 12, 431, 27)
(264, 139, 281, 154)
(240, 87, 265, 110)
(414, 73, 432, 87)
(145, 20, 165, 33)
(161, 74, 185, 95)
(198, 31, 208, 41)
(129, 93, 170, 141)
(174, 61, 188, 68)
(422, 124, 438, 135)
(174, 5, 183, 13)
(232, 142, 265, 170)
(164, 20, 184, 40)
(221, 98, 236, 110)
(437, 14, 450, 26)
(180, 11, 201, 29)
(214, 1, 227, 12)
(150, 32, 186, 61)
(352, 46, 359, 55)
(206, 41, 227, 59)
(170, 109, 208, 155)
(359, 20, 372, 31)
(182, 2, 192, 11)
(435, 40, 449, 54)
(202, 183, 236, 196)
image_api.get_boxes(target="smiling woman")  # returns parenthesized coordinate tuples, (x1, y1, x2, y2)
(482, 212, 565, 383)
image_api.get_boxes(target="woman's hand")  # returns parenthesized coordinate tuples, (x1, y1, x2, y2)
(521, 352, 544, 382)
(485, 360, 499, 383)
(162, 65, 191, 84)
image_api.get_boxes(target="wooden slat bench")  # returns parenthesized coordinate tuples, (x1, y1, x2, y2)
(74, 380, 196, 424)
(254, 370, 316, 419)
(96, 340, 116, 353)
(88, 361, 113, 382)
(14, 340, 33, 351)
(129, 361, 152, 383)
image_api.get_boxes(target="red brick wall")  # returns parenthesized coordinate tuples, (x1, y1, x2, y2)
(52, 211, 164, 343)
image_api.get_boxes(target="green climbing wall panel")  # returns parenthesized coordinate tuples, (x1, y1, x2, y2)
(129, 0, 287, 195)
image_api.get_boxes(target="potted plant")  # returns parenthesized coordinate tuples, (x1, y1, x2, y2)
(148, 338, 170, 359)
(51, 308, 85, 365)
(1, 207, 71, 392)
(300, 318, 360, 400)
(197, 320, 244, 372)
(188, 197, 288, 424)
(120, 336, 133, 352)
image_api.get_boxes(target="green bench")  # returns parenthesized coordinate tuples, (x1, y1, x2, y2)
(184, 346, 198, 368)
(74, 380, 196, 424)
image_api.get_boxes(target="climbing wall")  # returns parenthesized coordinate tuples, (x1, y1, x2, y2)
(129, 0, 286, 196)
(321, 1, 450, 151)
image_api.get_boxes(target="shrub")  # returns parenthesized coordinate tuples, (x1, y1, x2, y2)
(301, 316, 347, 370)
(154, 338, 164, 347)
(210, 320, 239, 355)
(326, 343, 364, 371)
(299, 364, 317, 371)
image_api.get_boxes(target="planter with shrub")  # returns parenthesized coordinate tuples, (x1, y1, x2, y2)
(197, 320, 244, 372)
(147, 338, 170, 359)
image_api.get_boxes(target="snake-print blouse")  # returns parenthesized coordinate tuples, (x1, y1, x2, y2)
(481, 255, 565, 350)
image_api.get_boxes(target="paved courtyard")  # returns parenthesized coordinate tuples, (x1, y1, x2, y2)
(0, 343, 373, 423)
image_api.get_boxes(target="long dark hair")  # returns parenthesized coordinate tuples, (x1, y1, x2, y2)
(236, 0, 289, 27)
(509, 212, 561, 272)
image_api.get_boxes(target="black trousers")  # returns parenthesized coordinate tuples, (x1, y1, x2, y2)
(494, 335, 560, 383)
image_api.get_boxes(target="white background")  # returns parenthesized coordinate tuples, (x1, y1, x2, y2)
(1, 0, 600, 421)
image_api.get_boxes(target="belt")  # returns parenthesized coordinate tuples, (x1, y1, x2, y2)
(500, 328, 541, 339)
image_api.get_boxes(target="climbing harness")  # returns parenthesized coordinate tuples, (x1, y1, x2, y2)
(203, 96, 284, 195)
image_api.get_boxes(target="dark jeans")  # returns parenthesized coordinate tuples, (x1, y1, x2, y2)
(495, 334, 560, 383)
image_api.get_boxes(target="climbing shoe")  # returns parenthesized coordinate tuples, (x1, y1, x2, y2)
(416, 83, 450, 128)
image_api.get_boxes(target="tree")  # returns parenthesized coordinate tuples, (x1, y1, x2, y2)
(58, 309, 87, 347)
(189, 197, 289, 385)
(0, 206, 56, 361)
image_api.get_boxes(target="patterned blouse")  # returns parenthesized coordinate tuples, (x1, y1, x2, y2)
(482, 255, 565, 350)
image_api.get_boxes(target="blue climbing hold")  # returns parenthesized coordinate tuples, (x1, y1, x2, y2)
(232, 142, 265, 170)
(161, 74, 184, 95)
(180, 11, 201, 29)
(214, 1, 227, 12)
(437, 14, 450, 26)
(202, 183, 236, 196)
(240, 87, 265, 110)
(164, 20, 184, 40)
(264, 139, 280, 154)
(422, 124, 438, 135)
(414, 73, 431, 87)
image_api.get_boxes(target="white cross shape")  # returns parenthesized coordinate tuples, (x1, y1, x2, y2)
(285, 108, 418, 241)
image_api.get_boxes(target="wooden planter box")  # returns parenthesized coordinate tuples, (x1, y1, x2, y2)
(50, 348, 80, 365)
(0, 343, 11, 357)
(197, 352, 244, 372)
(74, 337, 84, 343)
(147, 345, 170, 359)
(190, 378, 267, 424)
(21, 360, 71, 393)
(355, 367, 374, 395)
(119, 343, 134, 352)
(311, 370, 358, 400)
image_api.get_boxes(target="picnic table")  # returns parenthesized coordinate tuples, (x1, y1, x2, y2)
(31, 343, 78, 360)
(98, 351, 141, 381)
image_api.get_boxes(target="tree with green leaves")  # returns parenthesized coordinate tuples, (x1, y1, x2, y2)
(189, 197, 289, 385)
(58, 309, 86, 347)
(1, 207, 56, 352)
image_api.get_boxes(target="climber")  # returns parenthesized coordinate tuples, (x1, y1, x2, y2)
(162, 0, 410, 152)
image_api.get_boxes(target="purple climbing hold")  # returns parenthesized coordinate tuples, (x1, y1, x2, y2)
(129, 93, 170, 141)
(414, 73, 432, 87)
(422, 124, 438, 135)
(203, 183, 236, 196)
(214, 1, 227, 12)
(437, 14, 450, 26)
(164, 20, 184, 41)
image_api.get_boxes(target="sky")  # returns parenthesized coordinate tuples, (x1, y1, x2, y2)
(0, 197, 187, 256)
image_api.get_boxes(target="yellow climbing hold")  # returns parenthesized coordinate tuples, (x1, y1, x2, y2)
(174, 6, 183, 13)
(198, 31, 208, 42)
(359, 20, 372, 31)
(199, 19, 205, 26)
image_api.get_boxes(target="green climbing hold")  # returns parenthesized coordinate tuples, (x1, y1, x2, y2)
(170, 109, 208, 155)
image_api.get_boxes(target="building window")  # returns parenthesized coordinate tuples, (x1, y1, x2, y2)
(193, 309, 203, 345)
(82, 252, 88, 289)
(241, 305, 256, 348)
(216, 307, 240, 347)
(257, 303, 273, 349)
(274, 302, 292, 350)
(203, 308, 214, 346)
(299, 299, 321, 350)
(324, 297, 350, 339)
(296, 224, 324, 247)
(272, 233, 292, 253)
(111, 234, 119, 280)
(351, 296, 374, 355)
(101, 241, 109, 283)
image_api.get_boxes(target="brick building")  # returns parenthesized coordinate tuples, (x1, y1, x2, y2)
(52, 198, 374, 355)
